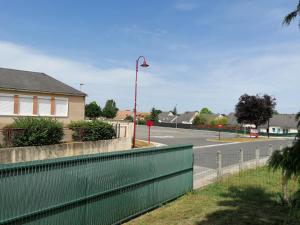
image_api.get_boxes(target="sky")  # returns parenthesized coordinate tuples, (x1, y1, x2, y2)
(0, 0, 299, 114)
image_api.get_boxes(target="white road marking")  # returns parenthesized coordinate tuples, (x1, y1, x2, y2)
(193, 142, 241, 149)
(151, 136, 174, 139)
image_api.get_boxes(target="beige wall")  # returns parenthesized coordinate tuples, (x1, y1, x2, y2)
(0, 137, 132, 164)
(0, 89, 85, 128)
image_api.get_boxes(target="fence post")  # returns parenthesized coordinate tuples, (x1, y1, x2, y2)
(268, 144, 273, 157)
(255, 148, 260, 167)
(239, 148, 244, 171)
(217, 151, 222, 180)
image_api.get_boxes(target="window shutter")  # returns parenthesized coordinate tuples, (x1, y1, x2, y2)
(38, 97, 51, 116)
(55, 98, 68, 117)
(19, 96, 33, 115)
(0, 95, 14, 115)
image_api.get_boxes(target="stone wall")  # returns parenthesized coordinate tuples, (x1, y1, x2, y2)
(0, 137, 131, 164)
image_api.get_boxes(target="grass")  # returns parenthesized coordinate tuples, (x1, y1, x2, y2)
(207, 137, 276, 143)
(134, 140, 154, 148)
(125, 167, 299, 225)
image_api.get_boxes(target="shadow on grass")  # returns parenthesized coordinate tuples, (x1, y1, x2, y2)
(196, 186, 299, 225)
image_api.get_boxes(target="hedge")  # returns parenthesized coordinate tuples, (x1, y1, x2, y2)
(4, 117, 64, 147)
(68, 120, 116, 142)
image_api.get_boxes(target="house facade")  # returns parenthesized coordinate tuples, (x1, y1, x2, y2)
(259, 114, 298, 134)
(158, 111, 177, 123)
(0, 68, 86, 128)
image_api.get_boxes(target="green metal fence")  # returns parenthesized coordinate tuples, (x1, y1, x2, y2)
(0, 145, 193, 225)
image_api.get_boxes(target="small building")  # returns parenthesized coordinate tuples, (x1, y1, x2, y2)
(115, 110, 133, 120)
(0, 68, 86, 128)
(259, 114, 298, 135)
(176, 111, 198, 124)
(158, 112, 177, 123)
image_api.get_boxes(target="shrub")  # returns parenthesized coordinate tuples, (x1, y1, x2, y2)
(193, 114, 207, 125)
(68, 120, 116, 142)
(4, 117, 64, 147)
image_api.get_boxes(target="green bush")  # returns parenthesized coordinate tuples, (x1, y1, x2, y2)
(4, 117, 64, 147)
(68, 120, 116, 142)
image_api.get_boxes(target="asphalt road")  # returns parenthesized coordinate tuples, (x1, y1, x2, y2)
(137, 125, 293, 172)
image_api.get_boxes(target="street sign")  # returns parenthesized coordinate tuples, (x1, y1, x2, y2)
(146, 120, 153, 144)
(146, 120, 153, 127)
(217, 124, 223, 140)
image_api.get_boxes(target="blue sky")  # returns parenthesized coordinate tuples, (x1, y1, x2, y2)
(0, 0, 299, 113)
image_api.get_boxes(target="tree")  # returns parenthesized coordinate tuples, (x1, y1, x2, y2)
(102, 99, 119, 119)
(296, 111, 300, 128)
(235, 94, 276, 128)
(210, 117, 228, 126)
(149, 107, 162, 123)
(125, 115, 133, 122)
(283, 1, 300, 27)
(193, 114, 207, 125)
(200, 107, 213, 114)
(85, 101, 101, 119)
(273, 110, 279, 115)
(172, 106, 177, 116)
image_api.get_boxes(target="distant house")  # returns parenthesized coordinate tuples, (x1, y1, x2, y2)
(226, 112, 255, 128)
(136, 112, 150, 121)
(176, 111, 198, 124)
(158, 112, 177, 123)
(115, 110, 133, 120)
(0, 68, 86, 128)
(259, 114, 298, 134)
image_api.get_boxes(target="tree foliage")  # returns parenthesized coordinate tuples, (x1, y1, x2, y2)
(85, 101, 102, 119)
(193, 114, 207, 125)
(283, 1, 300, 28)
(235, 94, 276, 128)
(102, 99, 119, 119)
(172, 106, 178, 116)
(200, 107, 213, 115)
(210, 117, 228, 126)
(149, 107, 162, 123)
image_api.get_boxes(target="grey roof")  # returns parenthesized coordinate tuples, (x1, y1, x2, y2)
(158, 112, 176, 123)
(227, 112, 239, 125)
(261, 114, 298, 128)
(176, 111, 198, 124)
(0, 68, 86, 96)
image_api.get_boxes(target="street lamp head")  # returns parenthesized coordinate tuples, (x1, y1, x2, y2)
(140, 60, 149, 68)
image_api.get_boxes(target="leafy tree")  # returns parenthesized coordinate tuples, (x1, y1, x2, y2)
(283, 1, 300, 27)
(200, 107, 213, 114)
(125, 115, 133, 122)
(149, 107, 162, 123)
(193, 114, 207, 125)
(210, 117, 228, 126)
(296, 111, 300, 128)
(85, 101, 102, 119)
(235, 94, 276, 128)
(172, 106, 178, 116)
(102, 99, 119, 119)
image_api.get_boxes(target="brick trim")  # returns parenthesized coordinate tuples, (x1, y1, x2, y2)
(50, 97, 55, 115)
(33, 96, 38, 115)
(13, 95, 19, 114)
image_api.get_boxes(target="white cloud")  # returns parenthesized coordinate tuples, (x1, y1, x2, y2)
(174, 2, 198, 11)
(0, 40, 298, 114)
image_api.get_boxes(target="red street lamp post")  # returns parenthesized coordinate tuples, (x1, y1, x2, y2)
(132, 56, 149, 148)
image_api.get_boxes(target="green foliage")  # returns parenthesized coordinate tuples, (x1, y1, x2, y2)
(210, 117, 228, 126)
(4, 117, 64, 147)
(172, 106, 177, 115)
(85, 101, 102, 119)
(200, 107, 213, 115)
(125, 115, 133, 122)
(235, 94, 276, 128)
(283, 1, 300, 27)
(102, 99, 119, 119)
(193, 114, 207, 125)
(68, 120, 116, 142)
(149, 107, 162, 123)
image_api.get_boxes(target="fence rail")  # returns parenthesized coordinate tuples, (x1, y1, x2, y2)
(0, 144, 193, 225)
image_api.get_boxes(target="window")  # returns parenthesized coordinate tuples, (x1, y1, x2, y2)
(272, 128, 276, 133)
(38, 97, 51, 116)
(19, 96, 33, 115)
(55, 98, 68, 117)
(0, 94, 14, 115)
